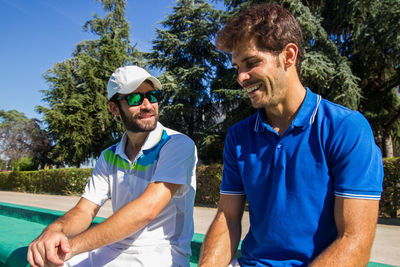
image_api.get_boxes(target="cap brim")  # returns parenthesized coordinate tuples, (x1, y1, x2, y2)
(118, 76, 161, 95)
(147, 77, 162, 90)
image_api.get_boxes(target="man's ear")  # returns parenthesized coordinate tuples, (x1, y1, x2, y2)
(108, 101, 121, 117)
(282, 43, 298, 69)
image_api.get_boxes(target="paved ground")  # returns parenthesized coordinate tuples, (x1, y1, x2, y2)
(0, 191, 399, 266)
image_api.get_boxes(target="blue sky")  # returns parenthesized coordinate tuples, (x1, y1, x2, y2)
(0, 0, 210, 120)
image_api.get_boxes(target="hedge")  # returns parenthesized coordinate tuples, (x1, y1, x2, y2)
(0, 159, 399, 218)
(195, 164, 223, 206)
(0, 168, 92, 195)
(380, 158, 400, 218)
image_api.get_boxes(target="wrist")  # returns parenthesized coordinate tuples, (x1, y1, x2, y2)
(45, 222, 64, 234)
(68, 236, 82, 258)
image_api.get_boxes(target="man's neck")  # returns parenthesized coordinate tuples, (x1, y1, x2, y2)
(124, 131, 150, 162)
(264, 84, 306, 136)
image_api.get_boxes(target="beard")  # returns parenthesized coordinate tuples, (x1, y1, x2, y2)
(119, 108, 158, 133)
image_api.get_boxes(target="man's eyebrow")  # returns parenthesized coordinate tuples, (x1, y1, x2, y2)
(242, 55, 260, 62)
(231, 55, 259, 68)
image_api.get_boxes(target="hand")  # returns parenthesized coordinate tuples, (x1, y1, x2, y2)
(27, 230, 72, 267)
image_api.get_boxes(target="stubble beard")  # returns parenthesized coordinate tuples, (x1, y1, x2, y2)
(120, 109, 158, 133)
(245, 81, 267, 109)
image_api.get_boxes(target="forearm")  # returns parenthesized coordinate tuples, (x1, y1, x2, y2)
(199, 211, 242, 267)
(69, 200, 153, 256)
(47, 207, 95, 237)
(68, 182, 180, 257)
(44, 198, 98, 238)
(310, 198, 379, 267)
(309, 233, 373, 267)
(27, 198, 99, 266)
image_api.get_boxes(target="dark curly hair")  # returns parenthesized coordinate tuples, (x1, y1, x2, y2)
(216, 3, 303, 75)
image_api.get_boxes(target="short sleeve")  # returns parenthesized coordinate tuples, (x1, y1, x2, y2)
(82, 152, 111, 206)
(328, 112, 384, 199)
(151, 134, 197, 197)
(220, 128, 245, 195)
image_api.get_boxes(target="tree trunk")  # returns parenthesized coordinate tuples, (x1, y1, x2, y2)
(383, 132, 394, 158)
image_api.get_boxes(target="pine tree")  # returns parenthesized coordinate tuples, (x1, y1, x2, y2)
(146, 0, 227, 162)
(37, 0, 142, 166)
(316, 0, 400, 156)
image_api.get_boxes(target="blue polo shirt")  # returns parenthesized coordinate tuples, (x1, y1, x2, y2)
(221, 88, 383, 267)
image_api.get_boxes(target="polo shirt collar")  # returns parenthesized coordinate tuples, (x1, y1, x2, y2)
(292, 88, 321, 128)
(254, 88, 321, 133)
(115, 122, 164, 161)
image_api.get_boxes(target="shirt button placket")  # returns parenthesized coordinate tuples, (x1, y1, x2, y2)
(274, 142, 283, 168)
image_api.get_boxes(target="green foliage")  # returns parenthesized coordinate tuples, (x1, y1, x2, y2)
(146, 0, 229, 161)
(0, 160, 399, 217)
(304, 0, 400, 156)
(0, 110, 30, 163)
(0, 168, 92, 195)
(197, 133, 224, 164)
(289, 0, 361, 109)
(37, 0, 141, 167)
(0, 164, 223, 206)
(0, 159, 10, 171)
(0, 171, 10, 189)
(12, 157, 36, 172)
(195, 164, 222, 205)
(0, 110, 52, 169)
(380, 158, 400, 218)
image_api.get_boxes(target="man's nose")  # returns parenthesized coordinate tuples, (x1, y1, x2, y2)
(140, 97, 153, 109)
(237, 69, 251, 85)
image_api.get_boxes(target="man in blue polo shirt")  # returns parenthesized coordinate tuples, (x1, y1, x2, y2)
(199, 3, 383, 267)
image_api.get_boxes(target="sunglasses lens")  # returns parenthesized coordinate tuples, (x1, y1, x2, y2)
(121, 91, 160, 106)
(126, 94, 142, 106)
(148, 91, 159, 103)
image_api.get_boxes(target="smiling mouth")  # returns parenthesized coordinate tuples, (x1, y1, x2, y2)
(140, 115, 153, 120)
(244, 84, 261, 94)
(135, 112, 156, 120)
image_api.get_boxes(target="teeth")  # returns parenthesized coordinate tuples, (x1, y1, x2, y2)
(245, 84, 260, 93)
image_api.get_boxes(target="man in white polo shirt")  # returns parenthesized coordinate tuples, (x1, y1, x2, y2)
(27, 66, 197, 267)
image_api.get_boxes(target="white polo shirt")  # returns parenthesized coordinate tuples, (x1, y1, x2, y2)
(77, 122, 197, 266)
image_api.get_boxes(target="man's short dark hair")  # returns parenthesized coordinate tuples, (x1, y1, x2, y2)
(216, 3, 304, 74)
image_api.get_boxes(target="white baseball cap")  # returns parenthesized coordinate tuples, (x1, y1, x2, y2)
(107, 65, 162, 100)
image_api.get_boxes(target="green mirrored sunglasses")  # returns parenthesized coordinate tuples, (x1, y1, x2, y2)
(116, 90, 161, 106)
